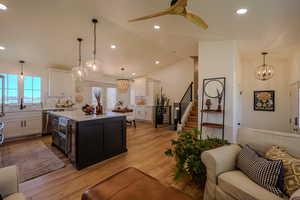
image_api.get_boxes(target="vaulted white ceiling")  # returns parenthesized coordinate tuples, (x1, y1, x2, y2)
(0, 0, 299, 76)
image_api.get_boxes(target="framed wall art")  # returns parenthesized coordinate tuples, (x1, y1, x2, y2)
(254, 90, 275, 112)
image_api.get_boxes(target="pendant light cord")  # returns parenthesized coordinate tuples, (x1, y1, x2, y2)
(77, 38, 83, 67)
(262, 52, 268, 66)
(92, 19, 98, 65)
(19, 60, 25, 75)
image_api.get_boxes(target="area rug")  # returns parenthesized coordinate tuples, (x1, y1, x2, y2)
(0, 140, 65, 183)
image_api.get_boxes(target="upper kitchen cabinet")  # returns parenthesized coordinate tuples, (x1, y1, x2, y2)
(48, 68, 75, 97)
(132, 78, 147, 97)
(131, 77, 160, 105)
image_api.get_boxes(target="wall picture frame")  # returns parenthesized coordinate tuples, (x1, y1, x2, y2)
(254, 90, 275, 112)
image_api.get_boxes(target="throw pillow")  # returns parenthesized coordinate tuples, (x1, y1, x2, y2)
(237, 145, 284, 196)
(266, 146, 300, 197)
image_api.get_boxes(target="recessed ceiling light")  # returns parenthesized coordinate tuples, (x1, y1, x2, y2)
(0, 46, 5, 50)
(132, 73, 136, 76)
(154, 25, 160, 30)
(236, 8, 248, 15)
(111, 44, 117, 49)
(0, 3, 7, 11)
(155, 61, 160, 65)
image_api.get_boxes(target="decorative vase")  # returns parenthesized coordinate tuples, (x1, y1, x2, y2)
(205, 99, 212, 110)
(96, 103, 103, 115)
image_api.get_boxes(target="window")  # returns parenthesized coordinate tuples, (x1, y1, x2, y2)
(107, 88, 117, 110)
(24, 76, 41, 104)
(91, 87, 102, 106)
(0, 73, 18, 104)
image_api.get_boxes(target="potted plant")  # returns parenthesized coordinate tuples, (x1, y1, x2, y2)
(165, 129, 229, 187)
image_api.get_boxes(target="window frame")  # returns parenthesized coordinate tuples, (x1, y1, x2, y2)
(0, 73, 42, 105)
(23, 75, 42, 104)
(0, 73, 19, 105)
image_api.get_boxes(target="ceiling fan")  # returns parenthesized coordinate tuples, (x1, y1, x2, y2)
(128, 0, 208, 30)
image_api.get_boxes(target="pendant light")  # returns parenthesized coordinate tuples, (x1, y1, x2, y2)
(86, 18, 99, 71)
(19, 60, 25, 79)
(255, 52, 275, 81)
(72, 38, 85, 81)
(117, 68, 130, 93)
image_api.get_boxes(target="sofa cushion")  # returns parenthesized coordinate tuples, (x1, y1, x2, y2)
(237, 145, 284, 196)
(4, 193, 26, 200)
(218, 170, 284, 200)
(266, 146, 300, 197)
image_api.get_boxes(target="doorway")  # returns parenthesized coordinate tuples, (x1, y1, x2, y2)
(289, 82, 300, 134)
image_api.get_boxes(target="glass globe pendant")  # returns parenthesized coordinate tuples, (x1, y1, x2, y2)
(255, 52, 275, 81)
(72, 38, 86, 81)
(86, 18, 99, 72)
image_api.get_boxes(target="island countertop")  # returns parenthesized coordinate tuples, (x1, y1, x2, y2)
(49, 110, 126, 122)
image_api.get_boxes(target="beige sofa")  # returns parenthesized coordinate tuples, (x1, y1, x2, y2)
(201, 128, 300, 200)
(0, 166, 26, 200)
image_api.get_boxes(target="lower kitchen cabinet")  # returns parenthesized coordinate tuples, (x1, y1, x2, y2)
(135, 106, 154, 122)
(2, 111, 42, 140)
(74, 116, 127, 170)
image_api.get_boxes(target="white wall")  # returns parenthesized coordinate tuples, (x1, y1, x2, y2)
(290, 50, 300, 84)
(147, 58, 194, 104)
(240, 56, 291, 132)
(198, 41, 239, 143)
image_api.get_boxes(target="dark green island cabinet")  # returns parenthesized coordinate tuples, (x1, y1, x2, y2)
(49, 111, 127, 170)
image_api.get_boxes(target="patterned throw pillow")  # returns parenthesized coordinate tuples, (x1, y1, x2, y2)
(237, 145, 284, 197)
(265, 146, 300, 197)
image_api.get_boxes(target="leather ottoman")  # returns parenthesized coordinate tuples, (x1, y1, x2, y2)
(82, 167, 193, 200)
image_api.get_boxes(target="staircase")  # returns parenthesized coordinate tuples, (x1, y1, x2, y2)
(182, 103, 198, 131)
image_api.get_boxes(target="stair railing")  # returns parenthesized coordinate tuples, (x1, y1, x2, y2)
(178, 82, 193, 124)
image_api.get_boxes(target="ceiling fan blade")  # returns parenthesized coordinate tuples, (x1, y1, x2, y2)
(184, 12, 208, 30)
(128, 9, 171, 22)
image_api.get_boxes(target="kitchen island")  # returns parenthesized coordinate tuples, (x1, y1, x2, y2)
(49, 111, 127, 170)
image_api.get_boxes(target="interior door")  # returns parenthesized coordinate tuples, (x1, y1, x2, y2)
(289, 82, 300, 134)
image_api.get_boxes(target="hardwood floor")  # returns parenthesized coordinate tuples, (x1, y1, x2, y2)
(12, 123, 203, 200)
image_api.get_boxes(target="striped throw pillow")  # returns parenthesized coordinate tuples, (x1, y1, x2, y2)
(237, 145, 284, 197)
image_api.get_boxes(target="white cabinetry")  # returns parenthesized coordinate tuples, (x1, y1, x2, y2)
(132, 78, 147, 97)
(135, 106, 154, 122)
(48, 69, 75, 97)
(2, 111, 42, 139)
(131, 78, 160, 105)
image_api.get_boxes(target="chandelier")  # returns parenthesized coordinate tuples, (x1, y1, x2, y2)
(72, 38, 86, 81)
(255, 52, 275, 81)
(117, 79, 130, 93)
(116, 68, 130, 93)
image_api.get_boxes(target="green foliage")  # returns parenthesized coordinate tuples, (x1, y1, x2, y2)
(165, 129, 229, 187)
